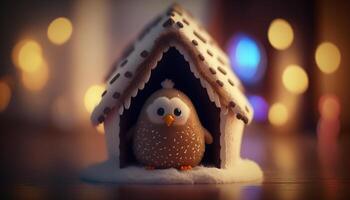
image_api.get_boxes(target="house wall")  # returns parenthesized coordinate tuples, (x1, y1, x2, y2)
(104, 108, 120, 168)
(220, 110, 244, 169)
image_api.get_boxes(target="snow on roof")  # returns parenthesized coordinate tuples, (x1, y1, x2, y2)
(91, 4, 253, 125)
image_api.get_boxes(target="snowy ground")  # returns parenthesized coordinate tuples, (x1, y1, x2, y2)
(81, 159, 263, 184)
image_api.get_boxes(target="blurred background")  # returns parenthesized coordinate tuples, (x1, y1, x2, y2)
(0, 0, 349, 199)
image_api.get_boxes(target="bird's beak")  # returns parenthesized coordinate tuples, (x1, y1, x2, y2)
(163, 114, 175, 127)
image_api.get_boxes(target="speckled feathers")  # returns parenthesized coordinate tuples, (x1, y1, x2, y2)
(132, 88, 212, 169)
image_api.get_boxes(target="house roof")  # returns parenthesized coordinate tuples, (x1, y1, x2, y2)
(91, 4, 253, 125)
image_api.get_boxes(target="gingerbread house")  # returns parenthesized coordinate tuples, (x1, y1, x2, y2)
(85, 4, 262, 184)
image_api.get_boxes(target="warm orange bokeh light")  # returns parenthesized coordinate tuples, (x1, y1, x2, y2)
(21, 60, 49, 91)
(282, 65, 309, 95)
(0, 81, 11, 112)
(13, 39, 43, 72)
(319, 94, 340, 120)
(47, 17, 73, 45)
(84, 85, 105, 113)
(315, 42, 341, 74)
(96, 124, 105, 134)
(268, 103, 289, 126)
(268, 18, 294, 50)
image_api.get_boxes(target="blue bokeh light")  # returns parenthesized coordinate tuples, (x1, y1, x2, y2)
(248, 95, 268, 122)
(228, 34, 265, 84)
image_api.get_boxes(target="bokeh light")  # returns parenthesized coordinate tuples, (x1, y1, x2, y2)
(12, 39, 26, 67)
(315, 42, 341, 74)
(21, 60, 49, 91)
(319, 94, 340, 120)
(282, 65, 309, 94)
(84, 85, 105, 113)
(228, 34, 266, 84)
(268, 103, 288, 126)
(268, 18, 294, 50)
(15, 40, 43, 72)
(317, 94, 341, 154)
(273, 140, 297, 172)
(47, 17, 73, 45)
(317, 117, 340, 141)
(248, 95, 269, 122)
(96, 124, 105, 134)
(0, 81, 11, 112)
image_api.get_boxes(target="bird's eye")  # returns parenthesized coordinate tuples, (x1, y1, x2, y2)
(174, 108, 181, 116)
(157, 107, 165, 116)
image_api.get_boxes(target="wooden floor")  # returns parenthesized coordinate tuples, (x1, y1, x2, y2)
(0, 122, 349, 199)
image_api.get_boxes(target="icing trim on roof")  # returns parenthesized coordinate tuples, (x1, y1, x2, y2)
(91, 4, 253, 125)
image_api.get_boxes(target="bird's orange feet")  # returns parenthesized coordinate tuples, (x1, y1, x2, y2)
(179, 165, 192, 171)
(145, 166, 155, 170)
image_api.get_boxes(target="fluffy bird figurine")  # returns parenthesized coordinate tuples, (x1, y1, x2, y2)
(128, 79, 213, 170)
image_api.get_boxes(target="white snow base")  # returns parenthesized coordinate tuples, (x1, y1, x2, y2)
(81, 159, 263, 184)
